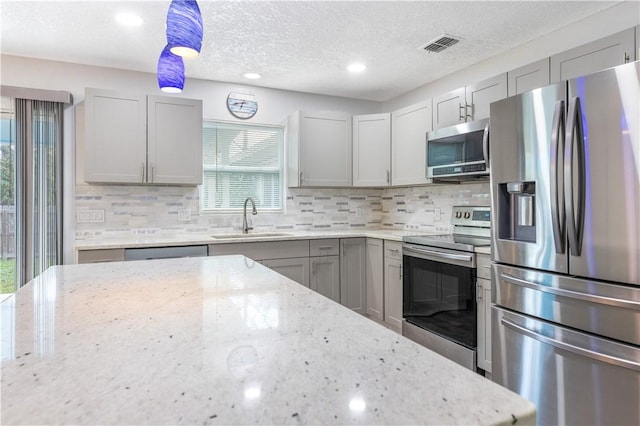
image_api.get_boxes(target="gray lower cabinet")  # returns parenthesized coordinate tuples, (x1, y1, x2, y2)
(309, 255, 340, 302)
(383, 241, 403, 331)
(366, 238, 384, 321)
(262, 257, 310, 287)
(77, 248, 125, 264)
(208, 240, 310, 261)
(340, 238, 367, 314)
(476, 253, 492, 373)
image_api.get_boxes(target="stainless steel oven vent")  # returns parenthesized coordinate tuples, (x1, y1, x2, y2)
(420, 34, 461, 53)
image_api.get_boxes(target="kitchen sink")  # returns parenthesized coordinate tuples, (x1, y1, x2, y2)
(211, 232, 291, 239)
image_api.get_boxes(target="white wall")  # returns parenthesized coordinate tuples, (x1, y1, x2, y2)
(383, 1, 640, 111)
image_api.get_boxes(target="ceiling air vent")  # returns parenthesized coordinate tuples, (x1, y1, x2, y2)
(420, 34, 461, 53)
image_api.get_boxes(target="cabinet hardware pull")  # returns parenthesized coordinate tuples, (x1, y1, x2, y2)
(399, 265, 402, 280)
(458, 103, 465, 121)
(150, 164, 154, 183)
(624, 52, 630, 63)
(300, 171, 304, 184)
(465, 103, 473, 121)
(386, 170, 390, 184)
(318, 246, 333, 250)
(141, 163, 145, 182)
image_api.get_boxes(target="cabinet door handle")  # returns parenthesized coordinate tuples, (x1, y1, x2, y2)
(477, 283, 482, 303)
(141, 163, 145, 182)
(465, 103, 473, 120)
(624, 52, 630, 63)
(150, 164, 154, 183)
(458, 103, 465, 121)
(318, 246, 334, 250)
(399, 265, 402, 281)
(386, 170, 390, 184)
(300, 171, 304, 184)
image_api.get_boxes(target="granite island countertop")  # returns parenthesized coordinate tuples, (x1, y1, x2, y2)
(0, 255, 520, 425)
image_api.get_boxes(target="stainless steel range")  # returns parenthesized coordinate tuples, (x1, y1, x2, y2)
(401, 206, 490, 371)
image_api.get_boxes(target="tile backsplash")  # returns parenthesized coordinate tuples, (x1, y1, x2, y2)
(74, 182, 490, 240)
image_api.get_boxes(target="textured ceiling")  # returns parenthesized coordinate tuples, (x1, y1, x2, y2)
(0, 1, 620, 101)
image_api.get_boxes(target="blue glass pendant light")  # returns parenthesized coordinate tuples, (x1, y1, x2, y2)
(166, 0, 203, 58)
(157, 45, 185, 93)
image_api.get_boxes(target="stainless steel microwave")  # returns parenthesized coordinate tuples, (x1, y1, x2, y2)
(426, 118, 489, 180)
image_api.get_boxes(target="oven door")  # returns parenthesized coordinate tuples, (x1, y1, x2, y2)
(402, 244, 477, 348)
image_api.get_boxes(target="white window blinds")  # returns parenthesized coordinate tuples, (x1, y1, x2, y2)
(201, 121, 283, 211)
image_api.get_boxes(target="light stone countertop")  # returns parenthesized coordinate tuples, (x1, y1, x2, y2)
(1, 256, 527, 425)
(75, 229, 490, 253)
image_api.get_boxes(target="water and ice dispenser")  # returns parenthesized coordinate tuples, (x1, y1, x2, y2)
(497, 181, 536, 243)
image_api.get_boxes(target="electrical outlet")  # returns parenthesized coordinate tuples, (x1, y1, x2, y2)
(178, 209, 191, 222)
(77, 209, 104, 223)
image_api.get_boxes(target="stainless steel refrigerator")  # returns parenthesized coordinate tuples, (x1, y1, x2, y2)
(489, 61, 640, 425)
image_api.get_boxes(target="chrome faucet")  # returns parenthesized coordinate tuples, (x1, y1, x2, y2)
(242, 197, 257, 234)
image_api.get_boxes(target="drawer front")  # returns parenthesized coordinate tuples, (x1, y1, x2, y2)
(77, 248, 126, 264)
(209, 240, 309, 261)
(477, 254, 491, 280)
(384, 240, 402, 260)
(309, 239, 339, 256)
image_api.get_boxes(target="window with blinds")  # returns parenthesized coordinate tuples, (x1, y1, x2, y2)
(201, 121, 284, 211)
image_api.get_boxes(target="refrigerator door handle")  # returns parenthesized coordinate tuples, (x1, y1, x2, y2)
(564, 97, 586, 256)
(550, 100, 566, 254)
(500, 317, 640, 372)
(499, 272, 640, 310)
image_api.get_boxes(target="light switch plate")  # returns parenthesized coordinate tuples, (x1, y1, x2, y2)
(178, 209, 191, 222)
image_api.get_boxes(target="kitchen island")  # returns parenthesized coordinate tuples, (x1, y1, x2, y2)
(1, 256, 535, 425)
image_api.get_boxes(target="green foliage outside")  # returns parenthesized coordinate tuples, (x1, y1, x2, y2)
(1, 145, 15, 206)
(1, 259, 16, 293)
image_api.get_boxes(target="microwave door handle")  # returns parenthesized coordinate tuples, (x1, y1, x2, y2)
(564, 97, 586, 256)
(550, 99, 566, 254)
(482, 121, 490, 169)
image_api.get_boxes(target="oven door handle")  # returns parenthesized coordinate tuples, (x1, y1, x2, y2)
(403, 245, 474, 266)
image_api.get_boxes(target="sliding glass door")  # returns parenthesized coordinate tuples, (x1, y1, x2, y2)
(0, 96, 63, 293)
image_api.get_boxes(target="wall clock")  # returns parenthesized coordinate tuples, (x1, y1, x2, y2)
(226, 91, 258, 119)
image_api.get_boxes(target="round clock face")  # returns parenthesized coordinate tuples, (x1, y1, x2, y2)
(226, 91, 258, 119)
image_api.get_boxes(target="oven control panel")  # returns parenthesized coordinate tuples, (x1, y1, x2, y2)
(451, 206, 491, 228)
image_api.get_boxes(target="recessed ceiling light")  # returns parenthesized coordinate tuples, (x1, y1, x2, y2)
(115, 12, 144, 27)
(347, 63, 367, 73)
(243, 73, 262, 80)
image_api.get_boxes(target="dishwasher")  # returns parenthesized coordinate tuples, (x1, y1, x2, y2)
(124, 245, 208, 261)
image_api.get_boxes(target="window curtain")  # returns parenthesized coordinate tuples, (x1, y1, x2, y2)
(15, 99, 63, 287)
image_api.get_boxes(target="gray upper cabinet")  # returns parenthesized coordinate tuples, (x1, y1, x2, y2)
(147, 96, 203, 185)
(432, 87, 466, 129)
(85, 89, 147, 183)
(391, 100, 432, 186)
(465, 73, 508, 121)
(353, 113, 391, 187)
(287, 111, 352, 187)
(85, 88, 202, 185)
(550, 28, 635, 83)
(433, 73, 507, 129)
(507, 58, 551, 97)
(637, 25, 640, 61)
